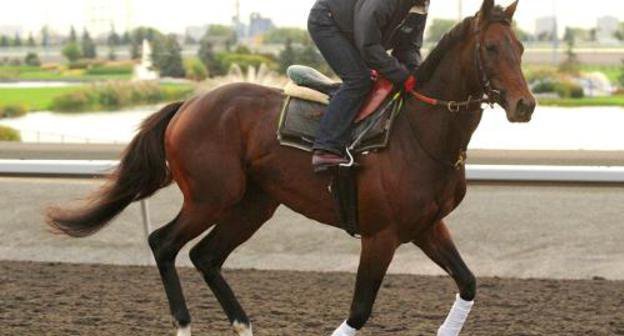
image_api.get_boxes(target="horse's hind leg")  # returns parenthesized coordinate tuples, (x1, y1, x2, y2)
(148, 204, 224, 336)
(413, 221, 476, 336)
(190, 184, 279, 336)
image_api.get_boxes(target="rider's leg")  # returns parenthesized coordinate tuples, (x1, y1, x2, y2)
(308, 4, 373, 157)
(413, 221, 476, 336)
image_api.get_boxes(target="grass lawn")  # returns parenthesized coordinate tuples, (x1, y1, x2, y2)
(0, 83, 195, 112)
(538, 95, 624, 107)
(0, 65, 133, 82)
(0, 86, 83, 111)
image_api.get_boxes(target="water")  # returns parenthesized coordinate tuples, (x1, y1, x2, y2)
(0, 107, 158, 144)
(0, 82, 82, 88)
(1, 106, 623, 150)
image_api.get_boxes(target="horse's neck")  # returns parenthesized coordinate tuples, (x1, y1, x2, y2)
(406, 44, 484, 166)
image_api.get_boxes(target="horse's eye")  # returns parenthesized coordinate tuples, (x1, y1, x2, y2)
(486, 44, 498, 53)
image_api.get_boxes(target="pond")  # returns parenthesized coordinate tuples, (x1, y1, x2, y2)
(1, 105, 623, 150)
(0, 81, 82, 89)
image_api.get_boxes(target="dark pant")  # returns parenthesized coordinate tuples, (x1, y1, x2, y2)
(308, 3, 373, 156)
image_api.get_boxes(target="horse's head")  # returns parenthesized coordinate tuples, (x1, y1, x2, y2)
(473, 0, 535, 122)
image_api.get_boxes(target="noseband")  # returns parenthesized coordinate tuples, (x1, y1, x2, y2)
(410, 17, 510, 113)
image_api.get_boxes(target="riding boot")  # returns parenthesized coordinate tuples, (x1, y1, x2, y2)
(330, 165, 359, 237)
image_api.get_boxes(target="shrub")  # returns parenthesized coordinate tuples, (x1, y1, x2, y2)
(67, 59, 94, 70)
(62, 43, 82, 64)
(51, 91, 95, 112)
(0, 104, 28, 118)
(0, 125, 21, 141)
(24, 52, 41, 67)
(555, 81, 585, 99)
(184, 58, 208, 81)
(215, 52, 277, 75)
(86, 62, 133, 76)
(532, 80, 557, 94)
(50, 81, 194, 112)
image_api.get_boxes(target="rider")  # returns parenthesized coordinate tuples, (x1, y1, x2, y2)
(308, 0, 429, 171)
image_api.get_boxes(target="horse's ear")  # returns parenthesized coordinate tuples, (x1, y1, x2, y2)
(504, 0, 519, 19)
(480, 0, 495, 15)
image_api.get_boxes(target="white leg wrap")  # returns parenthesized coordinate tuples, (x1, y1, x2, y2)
(331, 320, 358, 336)
(233, 320, 253, 336)
(176, 325, 191, 336)
(437, 294, 474, 336)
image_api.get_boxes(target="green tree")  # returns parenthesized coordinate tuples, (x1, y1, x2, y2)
(559, 30, 580, 75)
(13, 33, 22, 47)
(108, 27, 121, 46)
(426, 19, 455, 42)
(107, 27, 120, 61)
(129, 27, 165, 60)
(278, 39, 297, 73)
(82, 29, 97, 59)
(41, 26, 50, 47)
(27, 33, 36, 47)
(198, 37, 217, 76)
(121, 31, 131, 45)
(153, 34, 185, 78)
(264, 27, 309, 44)
(184, 33, 196, 45)
(62, 43, 82, 63)
(616, 23, 624, 41)
(512, 22, 532, 42)
(0, 35, 9, 47)
(68, 26, 77, 43)
(618, 59, 624, 88)
(206, 24, 237, 49)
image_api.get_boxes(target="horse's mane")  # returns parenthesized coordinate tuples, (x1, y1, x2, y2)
(414, 5, 510, 84)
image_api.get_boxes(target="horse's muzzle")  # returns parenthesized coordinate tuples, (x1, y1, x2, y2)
(508, 96, 536, 123)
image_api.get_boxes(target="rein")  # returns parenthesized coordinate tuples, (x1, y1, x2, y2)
(403, 18, 509, 169)
(408, 19, 507, 113)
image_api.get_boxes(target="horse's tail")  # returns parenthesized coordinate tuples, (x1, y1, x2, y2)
(46, 101, 184, 238)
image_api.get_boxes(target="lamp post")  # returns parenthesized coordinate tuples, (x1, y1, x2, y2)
(552, 0, 559, 65)
(458, 0, 463, 22)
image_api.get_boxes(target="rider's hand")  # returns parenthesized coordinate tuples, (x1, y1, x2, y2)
(403, 75, 417, 92)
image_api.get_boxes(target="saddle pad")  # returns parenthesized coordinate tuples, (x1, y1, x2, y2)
(283, 81, 329, 105)
(276, 94, 402, 154)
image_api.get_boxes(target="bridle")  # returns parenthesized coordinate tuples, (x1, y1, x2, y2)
(409, 17, 510, 113)
(404, 16, 513, 169)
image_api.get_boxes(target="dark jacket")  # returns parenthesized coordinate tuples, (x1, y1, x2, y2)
(318, 0, 425, 84)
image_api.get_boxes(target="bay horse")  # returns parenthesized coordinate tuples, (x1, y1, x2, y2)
(47, 1, 535, 335)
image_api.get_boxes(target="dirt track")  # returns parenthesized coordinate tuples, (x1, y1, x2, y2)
(2, 261, 623, 336)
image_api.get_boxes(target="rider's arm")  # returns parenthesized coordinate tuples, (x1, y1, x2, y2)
(353, 0, 409, 85)
(392, 10, 428, 73)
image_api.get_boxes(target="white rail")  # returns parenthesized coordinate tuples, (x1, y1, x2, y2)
(0, 160, 150, 236)
(1, 160, 623, 238)
(1, 160, 624, 183)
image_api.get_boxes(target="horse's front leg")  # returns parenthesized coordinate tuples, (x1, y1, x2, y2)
(413, 221, 476, 336)
(330, 229, 399, 336)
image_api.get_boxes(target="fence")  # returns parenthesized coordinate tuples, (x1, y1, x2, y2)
(1, 159, 624, 239)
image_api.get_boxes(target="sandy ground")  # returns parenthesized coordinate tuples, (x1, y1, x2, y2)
(1, 177, 624, 280)
(2, 261, 623, 336)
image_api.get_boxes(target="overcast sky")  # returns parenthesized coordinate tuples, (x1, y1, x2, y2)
(1, 0, 620, 36)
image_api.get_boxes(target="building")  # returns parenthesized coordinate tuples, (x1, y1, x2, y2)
(186, 25, 209, 42)
(84, 0, 134, 38)
(535, 17, 558, 41)
(596, 16, 619, 45)
(248, 13, 274, 38)
(0, 25, 23, 37)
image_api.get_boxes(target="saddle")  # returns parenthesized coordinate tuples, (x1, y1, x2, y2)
(277, 65, 402, 154)
(276, 65, 405, 238)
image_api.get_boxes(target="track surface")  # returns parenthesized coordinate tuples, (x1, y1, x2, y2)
(2, 261, 623, 336)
